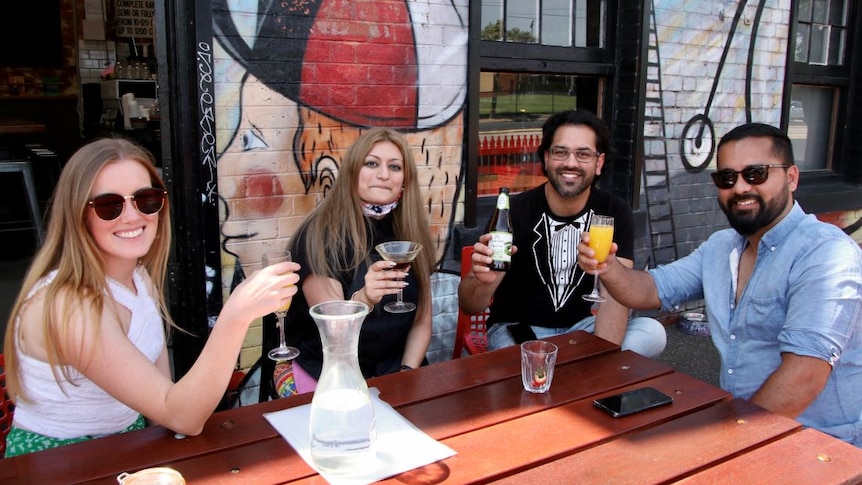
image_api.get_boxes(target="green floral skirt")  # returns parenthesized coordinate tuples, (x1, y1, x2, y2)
(4, 415, 146, 458)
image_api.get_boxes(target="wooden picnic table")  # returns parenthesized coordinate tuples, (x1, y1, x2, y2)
(2, 331, 861, 484)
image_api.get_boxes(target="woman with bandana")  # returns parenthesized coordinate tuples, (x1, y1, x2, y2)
(279, 128, 435, 394)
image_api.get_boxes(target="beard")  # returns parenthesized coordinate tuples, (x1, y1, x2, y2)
(719, 185, 790, 236)
(546, 166, 593, 198)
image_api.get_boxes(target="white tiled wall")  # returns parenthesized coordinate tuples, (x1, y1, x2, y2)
(78, 40, 117, 84)
(429, 272, 460, 364)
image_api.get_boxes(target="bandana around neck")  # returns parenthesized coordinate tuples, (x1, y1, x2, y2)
(361, 199, 399, 217)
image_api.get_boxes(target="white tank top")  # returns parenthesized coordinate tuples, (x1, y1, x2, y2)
(12, 268, 165, 439)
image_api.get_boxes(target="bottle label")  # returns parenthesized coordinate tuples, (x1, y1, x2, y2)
(496, 192, 509, 210)
(489, 231, 513, 263)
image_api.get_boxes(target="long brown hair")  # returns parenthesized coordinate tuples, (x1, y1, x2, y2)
(292, 127, 435, 314)
(3, 137, 174, 401)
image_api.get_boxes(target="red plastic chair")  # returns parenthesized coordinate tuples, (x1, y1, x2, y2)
(1, 353, 14, 456)
(452, 247, 490, 359)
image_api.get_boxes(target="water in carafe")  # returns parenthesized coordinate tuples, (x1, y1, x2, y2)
(308, 300, 376, 474)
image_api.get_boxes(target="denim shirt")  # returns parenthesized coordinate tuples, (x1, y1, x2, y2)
(650, 202, 862, 447)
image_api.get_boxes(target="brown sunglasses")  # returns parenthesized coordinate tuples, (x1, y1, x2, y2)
(87, 187, 167, 221)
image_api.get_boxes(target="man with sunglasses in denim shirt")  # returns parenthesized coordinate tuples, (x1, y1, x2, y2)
(579, 122, 862, 447)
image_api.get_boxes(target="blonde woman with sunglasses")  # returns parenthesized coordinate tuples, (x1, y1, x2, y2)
(3, 138, 300, 457)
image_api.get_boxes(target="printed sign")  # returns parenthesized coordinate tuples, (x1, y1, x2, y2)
(115, 0, 155, 39)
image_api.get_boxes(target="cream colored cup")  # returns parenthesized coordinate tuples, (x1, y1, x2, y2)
(117, 467, 186, 485)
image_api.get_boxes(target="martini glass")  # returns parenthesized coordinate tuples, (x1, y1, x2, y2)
(263, 250, 300, 361)
(375, 241, 423, 313)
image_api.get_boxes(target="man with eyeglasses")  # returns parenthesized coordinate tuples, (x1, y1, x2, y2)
(578, 122, 862, 447)
(459, 110, 666, 356)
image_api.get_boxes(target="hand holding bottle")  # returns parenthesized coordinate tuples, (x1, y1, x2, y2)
(470, 234, 518, 286)
(487, 187, 513, 271)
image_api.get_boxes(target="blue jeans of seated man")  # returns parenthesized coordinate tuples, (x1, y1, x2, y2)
(486, 316, 667, 358)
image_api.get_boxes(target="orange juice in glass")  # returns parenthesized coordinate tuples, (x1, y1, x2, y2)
(583, 215, 614, 302)
(588, 224, 614, 262)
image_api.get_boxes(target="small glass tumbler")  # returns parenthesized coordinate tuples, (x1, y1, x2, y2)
(520, 340, 559, 394)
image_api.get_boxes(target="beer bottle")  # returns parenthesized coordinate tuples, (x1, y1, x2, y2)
(487, 187, 513, 271)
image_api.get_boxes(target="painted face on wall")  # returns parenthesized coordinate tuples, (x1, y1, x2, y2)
(217, 75, 363, 276)
(544, 124, 605, 199)
(715, 136, 798, 236)
(217, 74, 464, 284)
(213, 0, 469, 286)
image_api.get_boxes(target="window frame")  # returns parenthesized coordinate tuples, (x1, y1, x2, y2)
(785, 0, 862, 212)
(464, 1, 618, 226)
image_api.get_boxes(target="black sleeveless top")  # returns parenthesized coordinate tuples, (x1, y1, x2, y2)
(284, 216, 420, 379)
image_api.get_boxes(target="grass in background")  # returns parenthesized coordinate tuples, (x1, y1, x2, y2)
(479, 93, 577, 118)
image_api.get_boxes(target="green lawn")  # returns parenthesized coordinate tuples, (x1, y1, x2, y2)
(479, 93, 577, 118)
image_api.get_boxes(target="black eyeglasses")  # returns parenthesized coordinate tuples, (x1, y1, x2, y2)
(88, 187, 167, 221)
(710, 164, 789, 189)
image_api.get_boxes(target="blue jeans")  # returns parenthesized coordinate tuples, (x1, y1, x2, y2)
(486, 315, 667, 358)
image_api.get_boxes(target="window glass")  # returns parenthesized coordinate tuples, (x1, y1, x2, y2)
(481, 0, 604, 47)
(542, 0, 572, 47)
(478, 73, 601, 196)
(829, 0, 847, 25)
(812, 0, 828, 23)
(795, 24, 810, 62)
(828, 27, 845, 64)
(575, 0, 605, 47)
(789, 85, 835, 171)
(481, 0, 503, 41)
(799, 0, 812, 20)
(796, 0, 846, 66)
(809, 25, 828, 65)
(789, 0, 848, 172)
(505, 1, 539, 44)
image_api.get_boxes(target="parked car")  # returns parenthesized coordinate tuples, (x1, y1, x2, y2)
(790, 101, 805, 121)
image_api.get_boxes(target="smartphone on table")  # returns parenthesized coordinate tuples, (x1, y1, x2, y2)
(593, 386, 673, 418)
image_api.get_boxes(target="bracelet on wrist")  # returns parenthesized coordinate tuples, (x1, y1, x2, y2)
(399, 364, 413, 372)
(351, 290, 374, 312)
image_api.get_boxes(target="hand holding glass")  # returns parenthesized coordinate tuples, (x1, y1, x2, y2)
(582, 215, 614, 303)
(263, 250, 300, 361)
(375, 241, 423, 313)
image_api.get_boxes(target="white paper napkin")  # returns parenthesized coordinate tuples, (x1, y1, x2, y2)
(264, 388, 456, 485)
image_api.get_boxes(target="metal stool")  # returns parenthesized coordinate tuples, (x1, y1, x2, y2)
(0, 160, 45, 244)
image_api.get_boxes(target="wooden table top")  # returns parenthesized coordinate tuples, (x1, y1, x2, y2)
(0, 119, 46, 136)
(2, 331, 861, 485)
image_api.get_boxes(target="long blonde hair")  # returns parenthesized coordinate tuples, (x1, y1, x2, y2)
(3, 137, 174, 401)
(293, 127, 436, 314)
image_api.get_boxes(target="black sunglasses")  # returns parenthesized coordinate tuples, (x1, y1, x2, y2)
(710, 164, 789, 189)
(88, 187, 167, 221)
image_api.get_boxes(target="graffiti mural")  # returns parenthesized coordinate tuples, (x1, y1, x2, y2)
(212, 0, 469, 294)
(642, 0, 862, 268)
(638, 0, 790, 268)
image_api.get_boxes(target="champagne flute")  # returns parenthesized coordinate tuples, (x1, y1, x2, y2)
(582, 215, 614, 303)
(263, 250, 300, 361)
(375, 241, 423, 313)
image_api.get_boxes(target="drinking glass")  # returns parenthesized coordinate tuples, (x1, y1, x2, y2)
(375, 241, 423, 313)
(263, 250, 300, 361)
(582, 215, 614, 303)
(520, 340, 559, 393)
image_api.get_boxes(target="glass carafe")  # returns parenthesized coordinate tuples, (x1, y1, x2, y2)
(308, 300, 376, 474)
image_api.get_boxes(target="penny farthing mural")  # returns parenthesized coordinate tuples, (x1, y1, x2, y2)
(212, 0, 468, 285)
